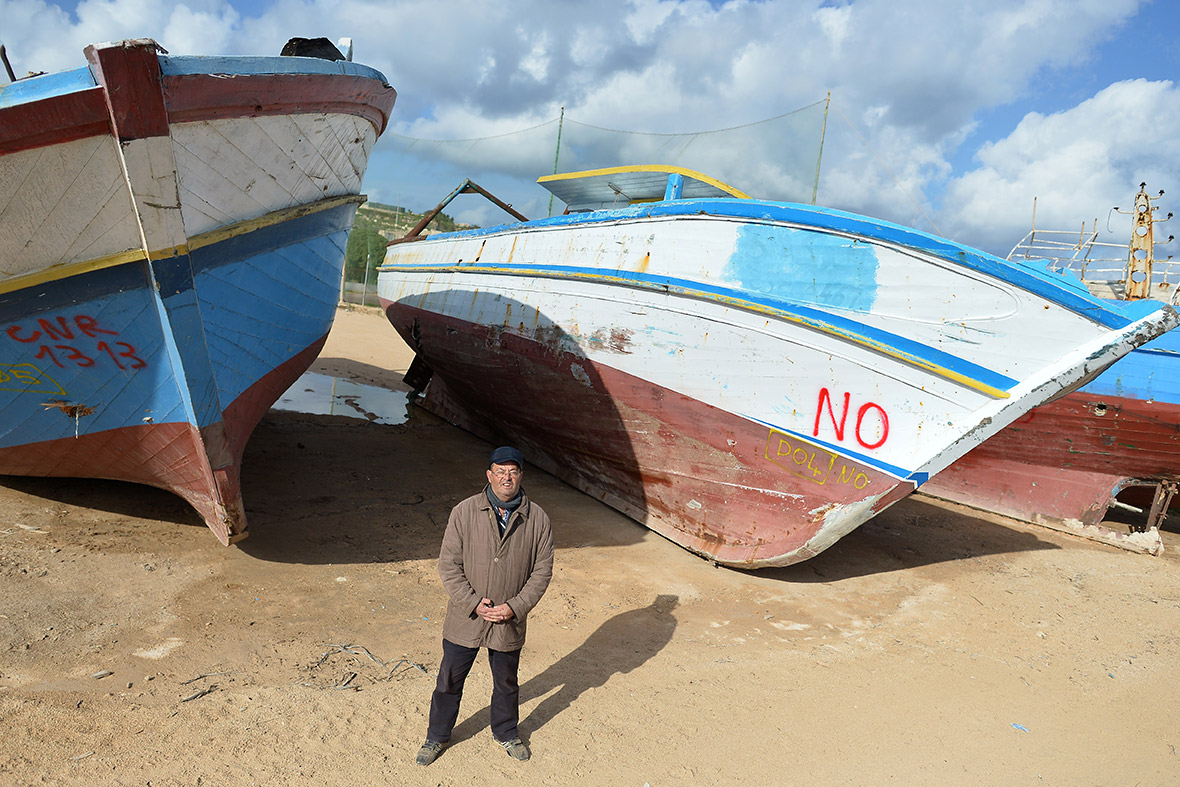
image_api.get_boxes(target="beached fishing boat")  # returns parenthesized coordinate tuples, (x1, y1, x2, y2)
(377, 166, 1176, 567)
(0, 38, 395, 543)
(921, 185, 1180, 554)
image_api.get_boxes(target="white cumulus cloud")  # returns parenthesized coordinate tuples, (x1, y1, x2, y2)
(941, 79, 1180, 254)
(3, 0, 1172, 255)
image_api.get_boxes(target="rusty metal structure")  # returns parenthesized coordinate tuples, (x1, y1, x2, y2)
(1123, 184, 1171, 299)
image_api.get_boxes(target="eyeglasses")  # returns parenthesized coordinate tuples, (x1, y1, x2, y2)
(491, 467, 522, 479)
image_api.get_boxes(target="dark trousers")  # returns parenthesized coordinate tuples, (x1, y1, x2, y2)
(427, 638, 522, 743)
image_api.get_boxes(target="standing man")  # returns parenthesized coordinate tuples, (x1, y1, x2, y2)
(415, 446, 555, 766)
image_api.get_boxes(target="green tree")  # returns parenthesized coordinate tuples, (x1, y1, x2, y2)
(343, 204, 476, 292)
(344, 217, 386, 285)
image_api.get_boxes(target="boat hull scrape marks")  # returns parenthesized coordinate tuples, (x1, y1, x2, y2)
(922, 332, 1180, 554)
(923, 187, 1180, 554)
(378, 166, 1176, 567)
(0, 39, 396, 543)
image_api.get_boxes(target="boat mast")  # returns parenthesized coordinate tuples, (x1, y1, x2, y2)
(1121, 183, 1173, 300)
(811, 91, 830, 206)
(547, 105, 565, 217)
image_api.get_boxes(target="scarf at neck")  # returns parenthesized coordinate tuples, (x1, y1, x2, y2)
(486, 485, 523, 536)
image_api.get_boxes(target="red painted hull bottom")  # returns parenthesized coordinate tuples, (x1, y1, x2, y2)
(921, 391, 1180, 552)
(0, 336, 326, 544)
(387, 302, 914, 567)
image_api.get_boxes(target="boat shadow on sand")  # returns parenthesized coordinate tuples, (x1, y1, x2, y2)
(0, 289, 1119, 575)
(751, 495, 1064, 584)
(231, 401, 1073, 578)
(0, 416, 1088, 579)
(242, 286, 654, 566)
(0, 475, 206, 528)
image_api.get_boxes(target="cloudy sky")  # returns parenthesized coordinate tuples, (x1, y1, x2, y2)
(4, 0, 1179, 257)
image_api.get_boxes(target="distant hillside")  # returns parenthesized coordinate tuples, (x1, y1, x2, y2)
(343, 201, 478, 286)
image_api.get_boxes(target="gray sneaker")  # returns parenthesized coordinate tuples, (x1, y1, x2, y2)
(415, 740, 444, 766)
(495, 736, 530, 761)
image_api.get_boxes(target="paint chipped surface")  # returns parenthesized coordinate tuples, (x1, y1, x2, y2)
(587, 327, 634, 354)
(0, 41, 394, 548)
(801, 491, 892, 557)
(923, 389, 1180, 554)
(569, 363, 592, 387)
(41, 400, 95, 418)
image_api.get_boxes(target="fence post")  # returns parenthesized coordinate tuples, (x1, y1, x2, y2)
(362, 234, 372, 307)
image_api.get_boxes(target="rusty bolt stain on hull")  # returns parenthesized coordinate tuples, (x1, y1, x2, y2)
(41, 400, 95, 418)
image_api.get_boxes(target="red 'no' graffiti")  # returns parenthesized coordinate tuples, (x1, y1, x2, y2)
(813, 387, 889, 449)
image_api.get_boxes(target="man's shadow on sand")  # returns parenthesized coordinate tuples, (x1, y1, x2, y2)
(449, 594, 679, 744)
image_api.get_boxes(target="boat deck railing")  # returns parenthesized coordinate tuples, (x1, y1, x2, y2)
(1007, 228, 1180, 304)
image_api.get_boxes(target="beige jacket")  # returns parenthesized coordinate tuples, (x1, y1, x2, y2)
(438, 489, 554, 651)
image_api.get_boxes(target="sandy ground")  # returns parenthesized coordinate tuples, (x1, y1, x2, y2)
(2, 305, 1179, 786)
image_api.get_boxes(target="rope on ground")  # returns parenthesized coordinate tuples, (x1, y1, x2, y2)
(302, 643, 432, 689)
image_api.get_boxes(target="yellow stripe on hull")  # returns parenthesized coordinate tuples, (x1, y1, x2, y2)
(381, 262, 1013, 401)
(0, 195, 365, 296)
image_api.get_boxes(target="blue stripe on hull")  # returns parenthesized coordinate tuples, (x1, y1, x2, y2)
(0, 254, 149, 324)
(0, 203, 356, 450)
(0, 67, 97, 109)
(424, 199, 1163, 330)
(190, 204, 355, 409)
(0, 57, 389, 109)
(159, 54, 388, 81)
(1079, 328, 1180, 403)
(0, 270, 189, 445)
(384, 259, 1022, 395)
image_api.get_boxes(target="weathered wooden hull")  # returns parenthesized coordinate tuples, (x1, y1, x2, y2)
(920, 329, 1180, 552)
(378, 200, 1176, 567)
(393, 302, 917, 565)
(0, 40, 396, 543)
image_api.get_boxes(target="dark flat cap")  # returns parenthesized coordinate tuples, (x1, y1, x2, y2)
(489, 446, 524, 467)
